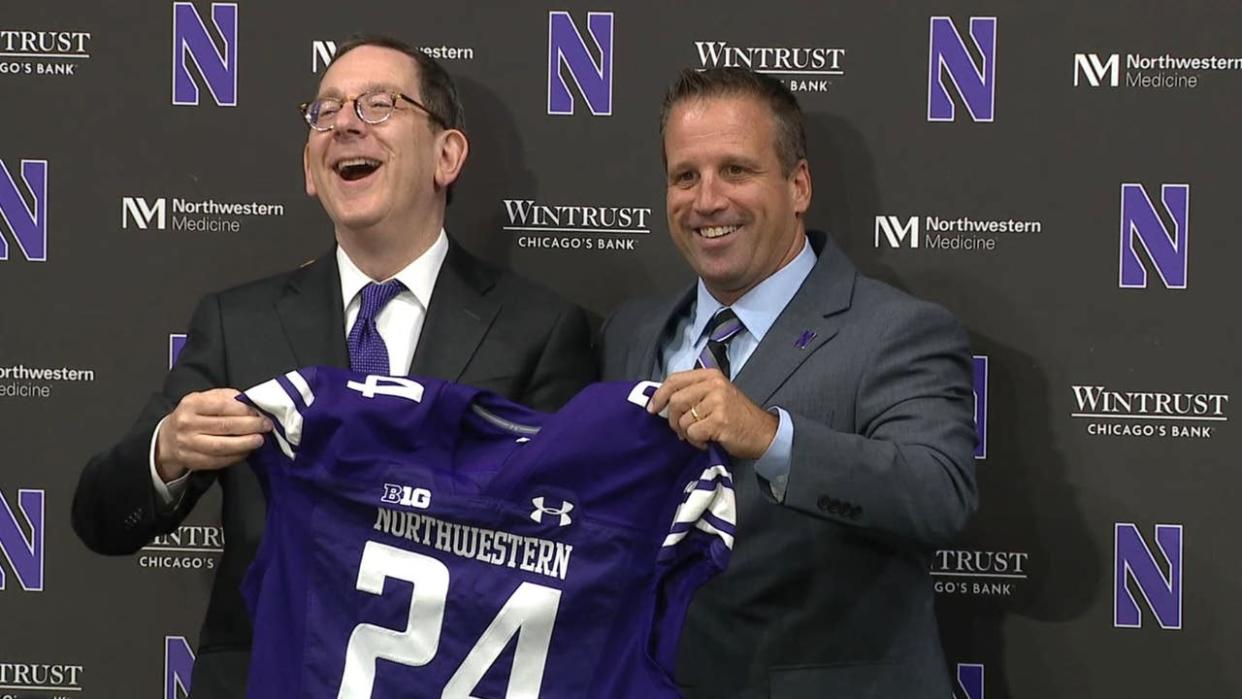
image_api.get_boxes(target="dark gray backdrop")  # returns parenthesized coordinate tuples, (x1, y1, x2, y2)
(2, 1, 1238, 697)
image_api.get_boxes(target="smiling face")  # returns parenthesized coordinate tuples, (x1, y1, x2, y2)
(303, 45, 464, 248)
(663, 95, 811, 306)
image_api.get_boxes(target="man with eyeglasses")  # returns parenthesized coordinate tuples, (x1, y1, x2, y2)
(71, 35, 596, 698)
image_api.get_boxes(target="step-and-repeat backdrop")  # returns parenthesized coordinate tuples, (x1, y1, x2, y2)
(2, 1, 1238, 697)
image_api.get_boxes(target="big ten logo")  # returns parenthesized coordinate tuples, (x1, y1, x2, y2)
(165, 636, 195, 699)
(1114, 522, 1182, 630)
(0, 158, 48, 262)
(547, 11, 613, 116)
(1119, 183, 1189, 289)
(973, 356, 988, 459)
(954, 663, 984, 699)
(169, 333, 187, 368)
(927, 16, 997, 122)
(171, 2, 237, 106)
(0, 489, 45, 591)
(1074, 53, 1120, 87)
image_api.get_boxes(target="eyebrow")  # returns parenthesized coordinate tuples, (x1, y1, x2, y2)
(316, 82, 407, 98)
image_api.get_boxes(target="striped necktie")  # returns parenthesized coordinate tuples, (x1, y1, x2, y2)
(695, 308, 744, 379)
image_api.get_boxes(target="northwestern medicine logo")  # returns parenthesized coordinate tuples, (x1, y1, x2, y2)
(955, 663, 984, 699)
(927, 16, 996, 122)
(547, 11, 613, 116)
(0, 159, 48, 262)
(874, 213, 1041, 253)
(1075, 52, 1242, 89)
(122, 195, 285, 232)
(1119, 183, 1189, 289)
(1114, 523, 1182, 630)
(0, 488, 44, 592)
(166, 636, 195, 699)
(692, 40, 845, 93)
(172, 2, 237, 106)
(311, 40, 475, 73)
(973, 355, 987, 459)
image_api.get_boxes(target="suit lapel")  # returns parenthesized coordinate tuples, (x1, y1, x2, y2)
(274, 249, 349, 369)
(734, 232, 856, 406)
(634, 287, 696, 380)
(409, 242, 499, 381)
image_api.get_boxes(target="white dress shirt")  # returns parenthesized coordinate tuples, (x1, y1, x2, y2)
(151, 230, 451, 504)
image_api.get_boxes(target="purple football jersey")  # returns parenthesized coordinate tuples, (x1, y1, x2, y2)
(238, 367, 735, 698)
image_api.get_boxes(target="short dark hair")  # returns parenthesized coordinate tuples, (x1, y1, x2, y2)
(331, 34, 466, 133)
(659, 67, 807, 176)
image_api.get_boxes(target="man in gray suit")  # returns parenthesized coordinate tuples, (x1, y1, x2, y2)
(73, 36, 595, 698)
(600, 68, 978, 697)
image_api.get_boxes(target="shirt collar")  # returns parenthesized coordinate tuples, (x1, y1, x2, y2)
(337, 229, 449, 311)
(690, 234, 817, 343)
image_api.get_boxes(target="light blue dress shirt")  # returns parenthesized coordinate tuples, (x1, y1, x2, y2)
(655, 236, 817, 500)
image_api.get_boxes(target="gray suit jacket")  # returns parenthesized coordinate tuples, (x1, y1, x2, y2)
(601, 231, 977, 699)
(72, 242, 597, 699)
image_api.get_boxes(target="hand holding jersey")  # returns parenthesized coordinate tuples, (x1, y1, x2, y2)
(647, 368, 777, 459)
(154, 388, 272, 481)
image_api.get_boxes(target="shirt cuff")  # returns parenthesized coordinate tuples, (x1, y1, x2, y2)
(149, 417, 190, 506)
(753, 407, 793, 501)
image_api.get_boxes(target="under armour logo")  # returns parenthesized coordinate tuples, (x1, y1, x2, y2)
(530, 496, 574, 526)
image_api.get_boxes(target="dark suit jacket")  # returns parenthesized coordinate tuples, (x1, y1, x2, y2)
(71, 242, 597, 699)
(600, 231, 977, 699)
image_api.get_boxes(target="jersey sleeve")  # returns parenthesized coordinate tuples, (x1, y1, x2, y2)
(649, 445, 735, 672)
(236, 367, 318, 462)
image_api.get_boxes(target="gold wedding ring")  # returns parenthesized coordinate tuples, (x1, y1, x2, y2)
(690, 406, 702, 421)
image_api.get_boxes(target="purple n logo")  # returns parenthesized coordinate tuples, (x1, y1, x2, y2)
(172, 2, 238, 106)
(1114, 522, 1182, 629)
(169, 333, 188, 369)
(547, 11, 613, 116)
(165, 636, 195, 699)
(927, 16, 996, 122)
(0, 159, 48, 262)
(1119, 183, 1189, 289)
(955, 663, 984, 699)
(0, 489, 45, 592)
(972, 355, 988, 460)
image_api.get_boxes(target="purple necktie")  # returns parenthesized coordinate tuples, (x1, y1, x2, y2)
(347, 280, 404, 375)
(696, 308, 744, 378)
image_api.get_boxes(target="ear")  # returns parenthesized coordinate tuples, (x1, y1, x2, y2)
(789, 159, 812, 216)
(303, 143, 317, 198)
(433, 129, 469, 190)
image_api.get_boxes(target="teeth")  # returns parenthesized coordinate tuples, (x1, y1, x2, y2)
(698, 225, 739, 239)
(334, 157, 381, 173)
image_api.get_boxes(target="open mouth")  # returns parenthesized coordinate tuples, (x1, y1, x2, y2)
(334, 157, 382, 182)
(696, 225, 740, 239)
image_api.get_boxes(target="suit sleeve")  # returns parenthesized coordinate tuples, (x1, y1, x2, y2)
(518, 303, 599, 412)
(71, 294, 228, 555)
(778, 302, 978, 549)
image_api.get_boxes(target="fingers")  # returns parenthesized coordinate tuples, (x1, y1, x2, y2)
(647, 369, 719, 416)
(157, 389, 272, 475)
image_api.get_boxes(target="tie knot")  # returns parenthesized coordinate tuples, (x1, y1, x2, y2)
(358, 279, 404, 318)
(706, 308, 743, 344)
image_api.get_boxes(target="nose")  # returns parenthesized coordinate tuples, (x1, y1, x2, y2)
(332, 98, 367, 138)
(692, 173, 727, 216)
